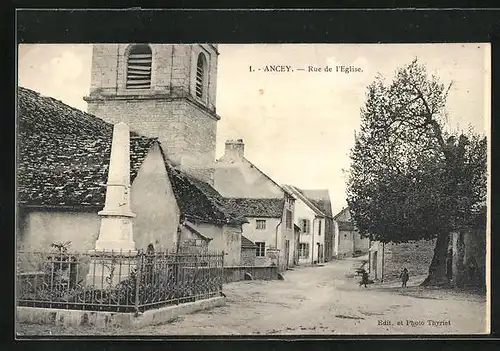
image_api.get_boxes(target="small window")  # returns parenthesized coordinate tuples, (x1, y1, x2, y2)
(256, 220, 266, 230)
(285, 209, 293, 229)
(299, 243, 309, 259)
(300, 219, 311, 234)
(255, 242, 266, 257)
(195, 53, 208, 99)
(318, 220, 322, 236)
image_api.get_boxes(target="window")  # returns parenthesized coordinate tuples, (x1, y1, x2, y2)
(256, 219, 266, 230)
(126, 45, 152, 89)
(195, 53, 208, 99)
(299, 243, 309, 259)
(285, 209, 293, 229)
(300, 219, 311, 234)
(318, 220, 322, 236)
(255, 242, 266, 257)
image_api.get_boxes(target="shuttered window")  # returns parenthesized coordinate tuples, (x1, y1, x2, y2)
(195, 53, 207, 98)
(301, 219, 311, 234)
(126, 45, 152, 90)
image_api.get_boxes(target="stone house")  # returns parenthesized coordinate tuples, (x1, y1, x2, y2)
(214, 141, 296, 269)
(224, 198, 294, 268)
(333, 207, 370, 258)
(293, 224, 301, 266)
(16, 87, 246, 265)
(283, 185, 335, 265)
(300, 190, 335, 261)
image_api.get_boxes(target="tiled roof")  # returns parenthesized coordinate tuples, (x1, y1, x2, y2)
(165, 164, 247, 225)
(337, 220, 355, 231)
(241, 235, 257, 249)
(334, 207, 350, 220)
(282, 185, 326, 217)
(300, 189, 333, 218)
(224, 198, 284, 218)
(17, 87, 245, 226)
(17, 87, 154, 208)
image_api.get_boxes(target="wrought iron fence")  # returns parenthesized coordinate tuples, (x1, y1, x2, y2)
(16, 249, 225, 313)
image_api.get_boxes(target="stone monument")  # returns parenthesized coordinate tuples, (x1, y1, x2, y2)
(86, 122, 137, 289)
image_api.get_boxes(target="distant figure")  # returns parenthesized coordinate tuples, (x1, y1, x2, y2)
(400, 268, 409, 288)
(359, 269, 369, 288)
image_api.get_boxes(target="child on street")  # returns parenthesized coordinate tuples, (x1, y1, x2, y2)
(400, 268, 409, 288)
(360, 269, 369, 288)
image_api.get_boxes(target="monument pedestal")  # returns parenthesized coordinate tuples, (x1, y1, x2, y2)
(86, 249, 138, 289)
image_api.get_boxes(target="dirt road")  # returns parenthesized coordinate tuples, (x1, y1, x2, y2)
(17, 257, 487, 336)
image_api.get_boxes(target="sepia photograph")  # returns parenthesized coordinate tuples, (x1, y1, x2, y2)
(15, 42, 490, 336)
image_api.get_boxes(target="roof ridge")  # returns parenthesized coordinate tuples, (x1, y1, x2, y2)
(285, 185, 327, 217)
(242, 157, 292, 196)
(156, 143, 244, 225)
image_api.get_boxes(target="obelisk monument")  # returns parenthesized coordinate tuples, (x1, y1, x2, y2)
(87, 122, 137, 288)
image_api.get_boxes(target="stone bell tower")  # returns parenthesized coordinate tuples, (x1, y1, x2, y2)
(84, 44, 220, 184)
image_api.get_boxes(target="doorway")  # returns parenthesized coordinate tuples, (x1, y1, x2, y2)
(285, 240, 290, 268)
(372, 251, 378, 280)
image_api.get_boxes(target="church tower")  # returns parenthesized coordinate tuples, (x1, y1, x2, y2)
(84, 44, 220, 184)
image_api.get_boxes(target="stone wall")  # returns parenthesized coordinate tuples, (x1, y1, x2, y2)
(336, 230, 354, 258)
(241, 247, 256, 266)
(353, 232, 370, 255)
(223, 266, 279, 283)
(383, 239, 436, 283)
(452, 228, 486, 288)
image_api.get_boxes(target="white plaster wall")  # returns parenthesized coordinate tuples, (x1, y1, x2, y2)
(214, 158, 284, 198)
(294, 198, 325, 264)
(19, 145, 182, 253)
(130, 144, 180, 251)
(19, 211, 101, 253)
(241, 217, 281, 267)
(189, 222, 241, 266)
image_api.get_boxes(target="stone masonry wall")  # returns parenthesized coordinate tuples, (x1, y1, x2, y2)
(452, 228, 486, 288)
(383, 239, 436, 283)
(85, 44, 219, 184)
(87, 98, 215, 183)
(241, 247, 256, 266)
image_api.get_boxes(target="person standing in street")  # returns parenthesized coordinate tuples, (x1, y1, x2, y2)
(400, 268, 409, 288)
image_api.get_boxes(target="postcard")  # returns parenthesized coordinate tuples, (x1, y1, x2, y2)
(16, 43, 490, 336)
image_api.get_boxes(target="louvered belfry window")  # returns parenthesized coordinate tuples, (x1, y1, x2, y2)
(195, 53, 207, 98)
(126, 45, 152, 90)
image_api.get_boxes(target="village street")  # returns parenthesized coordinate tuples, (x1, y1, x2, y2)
(17, 256, 487, 336)
(134, 257, 487, 336)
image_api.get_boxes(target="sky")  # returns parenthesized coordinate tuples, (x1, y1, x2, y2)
(17, 43, 490, 215)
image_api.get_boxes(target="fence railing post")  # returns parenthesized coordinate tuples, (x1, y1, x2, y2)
(175, 251, 180, 305)
(134, 251, 142, 316)
(194, 253, 198, 301)
(221, 250, 225, 291)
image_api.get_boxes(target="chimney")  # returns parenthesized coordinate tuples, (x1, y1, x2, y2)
(224, 139, 245, 160)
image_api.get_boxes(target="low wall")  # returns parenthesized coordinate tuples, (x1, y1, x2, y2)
(223, 266, 279, 283)
(17, 297, 225, 329)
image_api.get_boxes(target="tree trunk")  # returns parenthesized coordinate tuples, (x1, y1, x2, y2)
(420, 231, 451, 286)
